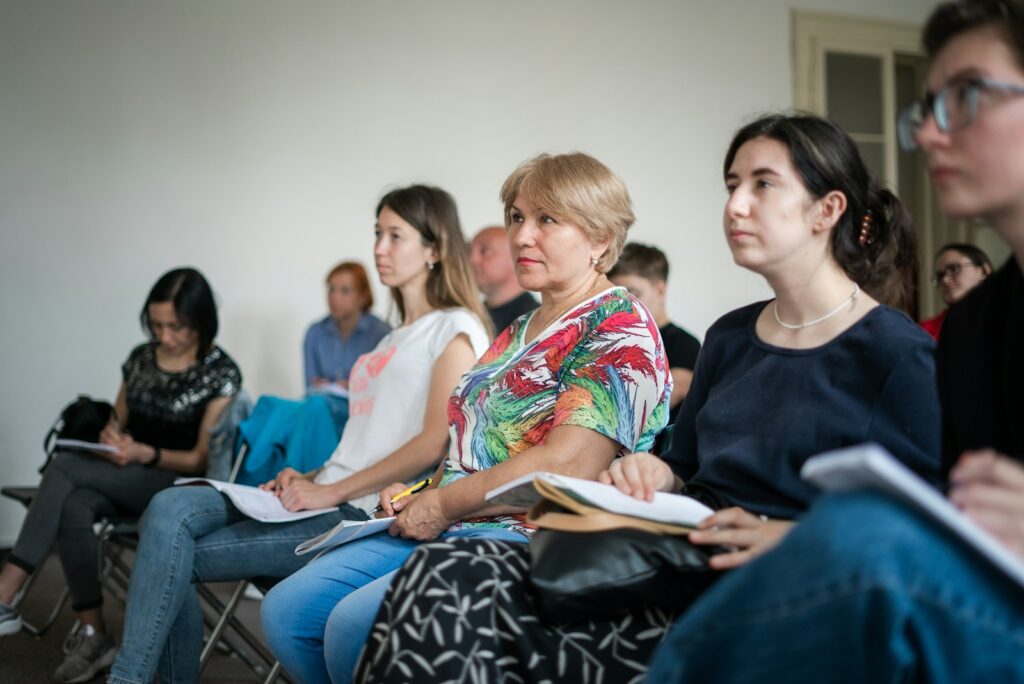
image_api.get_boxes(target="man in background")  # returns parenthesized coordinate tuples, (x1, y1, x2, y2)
(609, 242, 701, 426)
(470, 226, 537, 333)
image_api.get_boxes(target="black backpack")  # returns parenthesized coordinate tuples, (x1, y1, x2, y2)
(40, 395, 114, 473)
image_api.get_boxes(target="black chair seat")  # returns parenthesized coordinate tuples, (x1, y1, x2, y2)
(1, 486, 38, 508)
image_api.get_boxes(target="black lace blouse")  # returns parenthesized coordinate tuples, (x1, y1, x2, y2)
(121, 343, 242, 450)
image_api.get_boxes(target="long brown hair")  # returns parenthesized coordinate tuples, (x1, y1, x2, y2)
(376, 185, 491, 335)
(724, 114, 918, 310)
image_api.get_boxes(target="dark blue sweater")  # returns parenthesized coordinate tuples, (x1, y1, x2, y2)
(664, 302, 941, 519)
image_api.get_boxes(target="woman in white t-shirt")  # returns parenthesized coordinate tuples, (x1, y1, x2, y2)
(109, 185, 491, 684)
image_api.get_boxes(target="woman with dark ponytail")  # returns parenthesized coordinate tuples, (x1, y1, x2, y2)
(353, 114, 942, 683)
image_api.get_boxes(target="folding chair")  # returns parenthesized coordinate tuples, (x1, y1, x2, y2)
(1, 487, 70, 637)
(198, 576, 287, 683)
(0, 392, 253, 641)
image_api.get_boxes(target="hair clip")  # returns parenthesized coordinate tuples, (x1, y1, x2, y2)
(859, 212, 875, 247)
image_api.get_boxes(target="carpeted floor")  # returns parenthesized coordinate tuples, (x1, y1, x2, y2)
(0, 548, 277, 683)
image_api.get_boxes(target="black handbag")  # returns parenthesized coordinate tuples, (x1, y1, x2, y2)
(527, 479, 727, 624)
(40, 395, 114, 472)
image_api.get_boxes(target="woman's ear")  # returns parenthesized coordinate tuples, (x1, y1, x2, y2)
(591, 238, 612, 265)
(813, 190, 848, 234)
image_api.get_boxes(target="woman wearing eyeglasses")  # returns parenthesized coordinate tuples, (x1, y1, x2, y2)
(639, 1, 1024, 681)
(920, 242, 992, 339)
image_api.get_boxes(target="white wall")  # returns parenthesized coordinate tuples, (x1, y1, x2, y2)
(0, 0, 937, 545)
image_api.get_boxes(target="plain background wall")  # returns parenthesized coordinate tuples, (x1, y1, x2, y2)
(0, 0, 937, 545)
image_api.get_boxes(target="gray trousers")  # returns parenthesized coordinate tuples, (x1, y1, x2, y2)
(8, 450, 176, 611)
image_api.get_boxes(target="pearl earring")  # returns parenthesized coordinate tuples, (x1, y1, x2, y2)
(591, 257, 599, 267)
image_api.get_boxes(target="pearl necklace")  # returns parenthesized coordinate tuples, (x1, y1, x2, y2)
(773, 284, 860, 330)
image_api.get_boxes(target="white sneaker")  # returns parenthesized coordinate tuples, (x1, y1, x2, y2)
(0, 601, 22, 636)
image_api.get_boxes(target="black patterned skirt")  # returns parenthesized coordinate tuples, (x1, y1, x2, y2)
(355, 536, 682, 684)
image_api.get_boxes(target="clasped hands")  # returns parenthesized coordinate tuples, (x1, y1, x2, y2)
(96, 423, 156, 467)
(599, 452, 793, 570)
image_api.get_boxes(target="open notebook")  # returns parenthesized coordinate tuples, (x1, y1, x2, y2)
(174, 478, 338, 523)
(802, 443, 1024, 590)
(486, 471, 713, 528)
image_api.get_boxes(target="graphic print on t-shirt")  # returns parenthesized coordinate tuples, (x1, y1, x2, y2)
(349, 345, 397, 416)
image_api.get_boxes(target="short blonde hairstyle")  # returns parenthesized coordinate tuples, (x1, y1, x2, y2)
(500, 152, 635, 272)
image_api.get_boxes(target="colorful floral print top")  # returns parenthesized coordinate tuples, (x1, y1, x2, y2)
(440, 287, 672, 534)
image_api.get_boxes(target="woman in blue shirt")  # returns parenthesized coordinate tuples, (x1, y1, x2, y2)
(304, 261, 390, 390)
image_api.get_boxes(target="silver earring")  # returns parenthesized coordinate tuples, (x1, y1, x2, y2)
(427, 261, 435, 270)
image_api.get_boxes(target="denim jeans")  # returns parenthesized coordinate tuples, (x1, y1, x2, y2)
(261, 526, 529, 684)
(107, 485, 364, 684)
(647, 491, 1024, 684)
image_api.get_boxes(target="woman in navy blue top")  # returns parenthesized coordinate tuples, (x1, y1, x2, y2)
(604, 114, 940, 569)
(353, 114, 942, 684)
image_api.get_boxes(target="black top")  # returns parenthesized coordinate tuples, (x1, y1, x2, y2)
(488, 291, 538, 335)
(659, 322, 702, 424)
(664, 302, 941, 520)
(122, 343, 242, 451)
(937, 257, 1024, 472)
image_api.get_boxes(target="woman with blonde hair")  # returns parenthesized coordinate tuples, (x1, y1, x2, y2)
(108, 185, 490, 684)
(261, 153, 672, 684)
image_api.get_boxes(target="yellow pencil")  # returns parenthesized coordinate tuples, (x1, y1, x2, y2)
(371, 477, 432, 514)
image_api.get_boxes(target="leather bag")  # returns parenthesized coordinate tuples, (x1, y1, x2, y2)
(527, 478, 724, 623)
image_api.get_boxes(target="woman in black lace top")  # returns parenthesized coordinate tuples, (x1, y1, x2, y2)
(0, 267, 241, 683)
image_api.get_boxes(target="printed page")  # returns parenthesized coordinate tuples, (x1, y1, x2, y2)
(802, 443, 1024, 589)
(174, 478, 338, 523)
(485, 472, 551, 508)
(295, 517, 395, 555)
(485, 471, 713, 527)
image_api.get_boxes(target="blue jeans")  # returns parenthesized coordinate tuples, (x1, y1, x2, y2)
(261, 526, 528, 684)
(647, 491, 1024, 684)
(108, 486, 364, 684)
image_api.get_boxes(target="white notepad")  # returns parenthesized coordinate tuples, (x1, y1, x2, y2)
(174, 478, 338, 523)
(802, 443, 1024, 589)
(55, 438, 118, 454)
(294, 517, 394, 556)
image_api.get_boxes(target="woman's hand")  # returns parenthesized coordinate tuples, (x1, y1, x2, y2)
(260, 467, 303, 494)
(598, 452, 678, 501)
(375, 481, 411, 518)
(97, 427, 151, 467)
(950, 449, 1024, 559)
(389, 488, 451, 541)
(278, 479, 339, 512)
(688, 507, 794, 570)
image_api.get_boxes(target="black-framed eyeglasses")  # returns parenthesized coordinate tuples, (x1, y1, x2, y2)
(898, 77, 1024, 151)
(930, 260, 978, 286)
